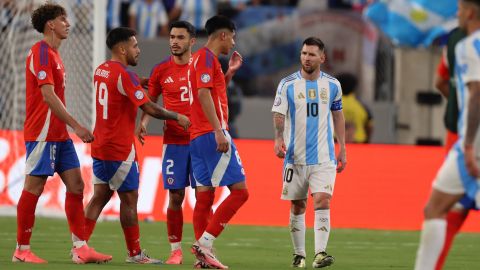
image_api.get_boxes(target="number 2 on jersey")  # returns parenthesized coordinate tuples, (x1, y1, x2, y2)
(180, 86, 189, 102)
(95, 81, 108, 119)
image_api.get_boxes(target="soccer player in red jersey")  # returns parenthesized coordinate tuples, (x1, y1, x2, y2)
(188, 15, 249, 269)
(136, 20, 196, 265)
(13, 3, 112, 264)
(83, 27, 190, 264)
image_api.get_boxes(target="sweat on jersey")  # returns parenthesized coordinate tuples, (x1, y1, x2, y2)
(149, 56, 190, 144)
(92, 60, 149, 161)
(24, 41, 69, 142)
(272, 71, 343, 165)
(188, 47, 229, 140)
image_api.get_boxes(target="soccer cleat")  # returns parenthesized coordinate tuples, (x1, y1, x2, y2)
(291, 254, 306, 268)
(71, 245, 112, 264)
(165, 249, 183, 264)
(312, 251, 334, 268)
(191, 242, 228, 269)
(12, 248, 47, 263)
(126, 249, 163, 264)
(194, 259, 216, 269)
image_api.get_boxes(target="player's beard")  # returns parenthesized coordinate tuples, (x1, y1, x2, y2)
(171, 46, 188, 57)
(302, 65, 316, 74)
(127, 54, 138, 66)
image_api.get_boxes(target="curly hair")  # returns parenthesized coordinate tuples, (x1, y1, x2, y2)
(31, 3, 66, 33)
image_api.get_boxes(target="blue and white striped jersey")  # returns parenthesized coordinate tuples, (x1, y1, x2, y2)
(455, 30, 480, 152)
(129, 0, 168, 39)
(175, 0, 216, 30)
(272, 71, 343, 165)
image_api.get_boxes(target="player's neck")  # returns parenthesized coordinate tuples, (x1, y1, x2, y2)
(173, 53, 191, 65)
(301, 69, 321, 81)
(204, 41, 220, 56)
(42, 33, 62, 50)
(110, 55, 128, 66)
(467, 21, 480, 35)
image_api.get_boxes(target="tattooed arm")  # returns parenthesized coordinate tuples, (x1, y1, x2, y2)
(464, 81, 480, 177)
(273, 112, 286, 158)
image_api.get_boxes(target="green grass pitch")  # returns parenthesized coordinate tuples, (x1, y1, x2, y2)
(0, 217, 479, 269)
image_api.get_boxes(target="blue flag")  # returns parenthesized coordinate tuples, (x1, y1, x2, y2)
(364, 0, 458, 47)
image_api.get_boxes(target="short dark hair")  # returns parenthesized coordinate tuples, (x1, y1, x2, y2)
(169, 20, 196, 38)
(205, 15, 236, 36)
(31, 3, 66, 33)
(464, 0, 480, 7)
(302, 37, 325, 51)
(336, 73, 358, 95)
(106, 27, 137, 49)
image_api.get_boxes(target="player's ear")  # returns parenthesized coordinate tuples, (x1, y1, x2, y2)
(190, 37, 196, 46)
(320, 51, 326, 64)
(46, 20, 55, 32)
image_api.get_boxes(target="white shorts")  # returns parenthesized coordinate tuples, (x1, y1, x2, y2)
(432, 146, 479, 201)
(280, 161, 337, 200)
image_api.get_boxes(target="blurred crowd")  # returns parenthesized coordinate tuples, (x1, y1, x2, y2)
(108, 0, 373, 39)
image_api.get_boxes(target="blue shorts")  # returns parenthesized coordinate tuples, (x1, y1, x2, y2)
(162, 144, 195, 189)
(25, 139, 80, 176)
(190, 130, 245, 187)
(92, 158, 140, 192)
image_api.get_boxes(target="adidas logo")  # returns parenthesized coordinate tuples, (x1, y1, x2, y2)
(164, 76, 174, 83)
(318, 226, 329, 232)
(297, 92, 305, 99)
(290, 227, 300, 233)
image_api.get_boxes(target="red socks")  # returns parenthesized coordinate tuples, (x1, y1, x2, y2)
(435, 211, 468, 270)
(16, 190, 40, 245)
(205, 189, 249, 237)
(84, 217, 97, 242)
(193, 190, 215, 240)
(122, 224, 141, 257)
(167, 208, 183, 243)
(65, 192, 86, 241)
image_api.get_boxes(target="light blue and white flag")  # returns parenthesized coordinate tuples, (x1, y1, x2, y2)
(364, 0, 458, 47)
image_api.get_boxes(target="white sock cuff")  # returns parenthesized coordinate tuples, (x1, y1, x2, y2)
(423, 218, 446, 227)
(314, 209, 330, 217)
(290, 212, 306, 221)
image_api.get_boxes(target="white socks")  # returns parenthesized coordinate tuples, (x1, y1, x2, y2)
(289, 212, 306, 257)
(72, 233, 87, 248)
(199, 232, 216, 249)
(171, 241, 182, 251)
(314, 209, 330, 254)
(414, 219, 446, 270)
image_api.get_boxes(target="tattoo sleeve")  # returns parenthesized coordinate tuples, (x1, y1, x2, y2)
(273, 112, 285, 139)
(465, 85, 480, 146)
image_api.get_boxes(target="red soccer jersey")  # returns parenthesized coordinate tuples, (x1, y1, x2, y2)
(188, 47, 229, 140)
(149, 56, 190, 144)
(24, 41, 69, 142)
(91, 61, 149, 161)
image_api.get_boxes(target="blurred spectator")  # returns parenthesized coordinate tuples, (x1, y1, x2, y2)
(170, 0, 216, 34)
(129, 0, 168, 38)
(220, 57, 243, 138)
(107, 0, 132, 31)
(337, 73, 373, 143)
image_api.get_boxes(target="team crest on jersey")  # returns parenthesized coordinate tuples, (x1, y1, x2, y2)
(167, 177, 175, 185)
(320, 88, 328, 104)
(135, 90, 144, 100)
(37, 70, 47, 80)
(274, 96, 282, 106)
(308, 89, 316, 100)
(201, 73, 211, 83)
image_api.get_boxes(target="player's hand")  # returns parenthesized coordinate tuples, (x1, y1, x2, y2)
(74, 125, 94, 143)
(228, 51, 243, 73)
(176, 114, 191, 131)
(274, 138, 286, 158)
(135, 123, 147, 145)
(464, 145, 479, 177)
(140, 77, 149, 89)
(215, 129, 229, 153)
(336, 147, 347, 173)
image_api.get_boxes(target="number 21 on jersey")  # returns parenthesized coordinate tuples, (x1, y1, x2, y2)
(95, 81, 108, 119)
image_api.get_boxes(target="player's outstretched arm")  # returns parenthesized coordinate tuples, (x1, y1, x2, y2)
(40, 85, 94, 143)
(224, 51, 243, 86)
(464, 81, 480, 177)
(273, 112, 286, 158)
(332, 110, 347, 173)
(140, 101, 190, 130)
(198, 88, 229, 153)
(136, 94, 159, 145)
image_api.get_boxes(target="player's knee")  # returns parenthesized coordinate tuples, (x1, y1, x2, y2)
(169, 190, 185, 207)
(314, 198, 331, 210)
(423, 203, 442, 219)
(232, 189, 249, 204)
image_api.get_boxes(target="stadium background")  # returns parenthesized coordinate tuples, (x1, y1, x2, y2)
(1, 0, 480, 268)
